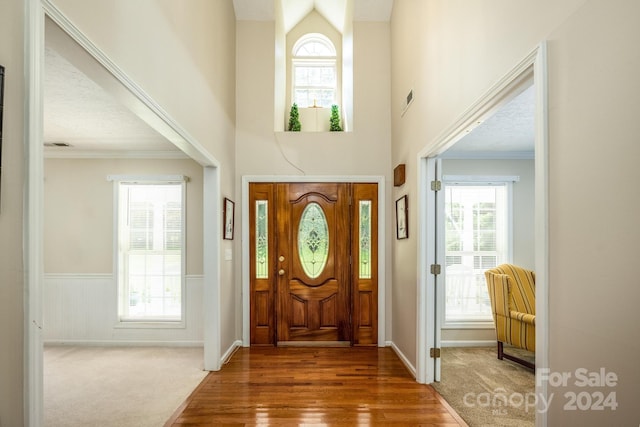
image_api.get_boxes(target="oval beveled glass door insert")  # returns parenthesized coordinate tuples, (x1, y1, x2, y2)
(298, 202, 329, 278)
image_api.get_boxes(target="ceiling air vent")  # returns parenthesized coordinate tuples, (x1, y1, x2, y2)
(401, 88, 414, 117)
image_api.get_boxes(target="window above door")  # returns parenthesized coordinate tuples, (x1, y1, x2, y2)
(292, 33, 337, 109)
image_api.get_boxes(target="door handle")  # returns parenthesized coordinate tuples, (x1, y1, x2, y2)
(278, 269, 285, 276)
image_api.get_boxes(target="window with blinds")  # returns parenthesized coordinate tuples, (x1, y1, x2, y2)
(444, 183, 510, 322)
(116, 181, 185, 322)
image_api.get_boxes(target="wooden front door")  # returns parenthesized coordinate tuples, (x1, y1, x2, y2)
(277, 183, 350, 343)
(249, 182, 378, 346)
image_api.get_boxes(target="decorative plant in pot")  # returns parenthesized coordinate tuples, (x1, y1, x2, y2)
(329, 104, 342, 131)
(288, 103, 301, 131)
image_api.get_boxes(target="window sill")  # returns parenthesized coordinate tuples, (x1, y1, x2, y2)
(115, 320, 185, 329)
(442, 320, 494, 329)
(275, 131, 352, 140)
(278, 131, 349, 135)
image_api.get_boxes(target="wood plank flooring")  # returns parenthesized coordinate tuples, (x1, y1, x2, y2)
(165, 347, 467, 426)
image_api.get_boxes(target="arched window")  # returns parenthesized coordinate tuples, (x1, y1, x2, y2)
(292, 33, 337, 108)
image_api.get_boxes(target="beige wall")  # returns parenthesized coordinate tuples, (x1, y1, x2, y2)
(391, 0, 640, 424)
(0, 0, 25, 424)
(44, 158, 204, 274)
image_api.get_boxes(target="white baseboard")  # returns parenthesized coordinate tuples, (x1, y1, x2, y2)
(441, 340, 495, 347)
(389, 341, 417, 378)
(43, 340, 204, 347)
(221, 340, 243, 365)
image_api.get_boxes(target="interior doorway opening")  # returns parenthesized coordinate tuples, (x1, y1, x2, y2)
(415, 44, 549, 427)
(26, 2, 223, 424)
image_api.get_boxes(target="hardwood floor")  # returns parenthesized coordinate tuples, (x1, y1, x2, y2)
(165, 347, 467, 426)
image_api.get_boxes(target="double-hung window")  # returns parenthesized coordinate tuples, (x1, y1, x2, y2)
(292, 33, 337, 108)
(443, 177, 515, 324)
(111, 176, 186, 325)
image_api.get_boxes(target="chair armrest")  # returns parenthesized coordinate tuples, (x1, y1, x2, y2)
(510, 310, 535, 326)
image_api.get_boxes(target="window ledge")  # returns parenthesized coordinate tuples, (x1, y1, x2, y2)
(442, 321, 495, 329)
(115, 320, 185, 329)
(275, 131, 352, 139)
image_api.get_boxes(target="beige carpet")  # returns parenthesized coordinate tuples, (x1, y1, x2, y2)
(44, 345, 208, 427)
(431, 346, 535, 427)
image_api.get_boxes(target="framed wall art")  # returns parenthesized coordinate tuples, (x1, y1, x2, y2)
(396, 195, 408, 239)
(0, 65, 5, 207)
(223, 197, 235, 240)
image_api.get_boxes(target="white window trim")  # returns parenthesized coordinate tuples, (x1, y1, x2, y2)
(443, 175, 520, 184)
(291, 33, 339, 109)
(441, 175, 518, 329)
(292, 33, 336, 57)
(108, 174, 188, 328)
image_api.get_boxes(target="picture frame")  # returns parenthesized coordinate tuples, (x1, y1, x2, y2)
(396, 195, 408, 239)
(223, 197, 235, 240)
(0, 65, 5, 208)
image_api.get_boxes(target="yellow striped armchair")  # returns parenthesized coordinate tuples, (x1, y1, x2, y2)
(484, 264, 535, 369)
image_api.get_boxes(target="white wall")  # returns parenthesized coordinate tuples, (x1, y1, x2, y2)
(0, 0, 25, 424)
(236, 19, 393, 341)
(391, 0, 640, 424)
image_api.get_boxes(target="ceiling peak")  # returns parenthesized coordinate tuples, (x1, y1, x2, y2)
(233, 0, 394, 29)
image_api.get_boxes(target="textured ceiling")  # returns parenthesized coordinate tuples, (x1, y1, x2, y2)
(442, 85, 535, 159)
(44, 47, 179, 155)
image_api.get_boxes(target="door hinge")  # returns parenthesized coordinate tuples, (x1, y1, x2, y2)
(430, 347, 441, 358)
(430, 180, 442, 191)
(430, 264, 441, 275)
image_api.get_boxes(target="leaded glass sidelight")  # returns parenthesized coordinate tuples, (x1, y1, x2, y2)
(359, 201, 372, 279)
(255, 200, 269, 279)
(298, 202, 329, 278)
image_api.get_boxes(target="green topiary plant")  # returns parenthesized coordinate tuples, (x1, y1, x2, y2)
(288, 103, 301, 131)
(329, 104, 342, 131)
